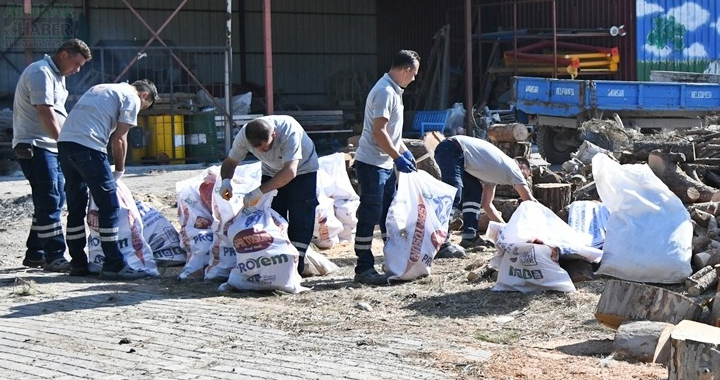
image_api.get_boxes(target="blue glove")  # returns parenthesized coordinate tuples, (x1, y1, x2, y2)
(402, 150, 416, 167)
(394, 155, 416, 173)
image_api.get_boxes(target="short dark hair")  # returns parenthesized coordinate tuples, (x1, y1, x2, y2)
(514, 157, 532, 179)
(131, 79, 159, 107)
(245, 118, 274, 147)
(57, 39, 91, 60)
(391, 50, 420, 70)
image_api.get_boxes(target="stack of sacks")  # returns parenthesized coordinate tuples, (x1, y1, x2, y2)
(205, 162, 262, 281)
(87, 180, 159, 276)
(315, 153, 360, 247)
(177, 167, 218, 279)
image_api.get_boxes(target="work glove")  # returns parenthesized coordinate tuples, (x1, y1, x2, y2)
(112, 170, 124, 181)
(394, 155, 416, 173)
(402, 150, 416, 167)
(243, 187, 264, 208)
(219, 178, 233, 200)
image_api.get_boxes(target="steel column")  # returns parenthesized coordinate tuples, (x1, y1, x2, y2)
(225, 0, 233, 153)
(263, 0, 274, 115)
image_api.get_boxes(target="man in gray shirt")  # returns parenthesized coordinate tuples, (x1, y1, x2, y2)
(12, 39, 91, 270)
(219, 115, 319, 275)
(58, 80, 158, 279)
(353, 50, 419, 285)
(434, 135, 536, 250)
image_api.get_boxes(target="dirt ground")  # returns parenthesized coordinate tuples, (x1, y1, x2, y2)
(0, 164, 667, 380)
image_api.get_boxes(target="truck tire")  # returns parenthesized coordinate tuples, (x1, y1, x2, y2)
(535, 126, 580, 164)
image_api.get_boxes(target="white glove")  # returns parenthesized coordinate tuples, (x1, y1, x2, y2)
(219, 178, 233, 200)
(243, 187, 264, 208)
(112, 170, 124, 181)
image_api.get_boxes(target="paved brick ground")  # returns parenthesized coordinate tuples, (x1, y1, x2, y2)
(0, 270, 452, 380)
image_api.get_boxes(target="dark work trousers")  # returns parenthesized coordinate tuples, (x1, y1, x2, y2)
(434, 139, 484, 241)
(17, 146, 67, 262)
(261, 171, 318, 274)
(58, 142, 125, 272)
(353, 161, 396, 274)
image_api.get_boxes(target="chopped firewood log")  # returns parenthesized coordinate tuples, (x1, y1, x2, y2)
(533, 183, 572, 213)
(691, 209, 714, 228)
(692, 249, 720, 268)
(403, 138, 441, 180)
(559, 259, 594, 283)
(653, 323, 676, 365)
(669, 320, 720, 380)
(573, 181, 599, 201)
(595, 280, 702, 329)
(493, 141, 531, 159)
(689, 131, 720, 142)
(690, 202, 720, 217)
(632, 141, 695, 162)
(685, 265, 718, 296)
(693, 236, 712, 254)
(487, 123, 529, 143)
(707, 171, 720, 189)
(648, 151, 720, 203)
(710, 291, 720, 327)
(614, 321, 675, 363)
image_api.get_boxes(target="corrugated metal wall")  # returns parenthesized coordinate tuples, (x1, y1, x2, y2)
(241, 0, 377, 109)
(636, 0, 720, 80)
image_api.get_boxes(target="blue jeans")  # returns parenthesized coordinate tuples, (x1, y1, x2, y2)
(58, 142, 124, 271)
(262, 171, 318, 273)
(434, 139, 483, 241)
(353, 161, 396, 274)
(17, 146, 67, 261)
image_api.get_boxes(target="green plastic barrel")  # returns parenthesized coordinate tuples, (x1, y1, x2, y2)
(186, 113, 219, 163)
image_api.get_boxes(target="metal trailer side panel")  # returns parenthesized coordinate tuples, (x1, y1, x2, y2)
(512, 77, 587, 117)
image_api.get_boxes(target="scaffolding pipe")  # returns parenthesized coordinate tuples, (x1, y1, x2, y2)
(225, 0, 232, 154)
(552, 0, 558, 78)
(263, 0, 274, 114)
(464, 0, 473, 135)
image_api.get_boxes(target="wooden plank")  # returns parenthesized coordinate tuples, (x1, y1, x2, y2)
(650, 70, 720, 83)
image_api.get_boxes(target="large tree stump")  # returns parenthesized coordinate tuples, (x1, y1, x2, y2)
(648, 151, 720, 204)
(403, 138, 441, 179)
(492, 141, 531, 159)
(595, 280, 703, 329)
(533, 183, 572, 213)
(669, 320, 720, 380)
(613, 320, 675, 362)
(487, 123, 529, 142)
(632, 141, 696, 162)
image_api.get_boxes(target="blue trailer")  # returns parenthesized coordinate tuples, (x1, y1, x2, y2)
(512, 76, 720, 163)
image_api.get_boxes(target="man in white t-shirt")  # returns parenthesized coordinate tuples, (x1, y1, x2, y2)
(57, 80, 158, 280)
(219, 115, 319, 275)
(434, 135, 536, 251)
(12, 39, 91, 271)
(352, 50, 419, 285)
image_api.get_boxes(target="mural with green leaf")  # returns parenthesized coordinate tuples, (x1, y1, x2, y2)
(636, 1, 715, 81)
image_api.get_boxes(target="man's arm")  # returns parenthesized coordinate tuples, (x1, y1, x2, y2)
(260, 159, 299, 193)
(220, 157, 240, 180)
(36, 105, 61, 140)
(371, 117, 401, 159)
(514, 183, 536, 202)
(110, 122, 132, 173)
(481, 184, 505, 223)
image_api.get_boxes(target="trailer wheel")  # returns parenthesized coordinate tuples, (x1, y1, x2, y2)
(535, 126, 580, 164)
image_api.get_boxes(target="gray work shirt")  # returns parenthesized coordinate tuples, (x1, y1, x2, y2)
(354, 73, 405, 169)
(12, 54, 68, 153)
(58, 83, 141, 153)
(228, 115, 319, 177)
(453, 135, 527, 186)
